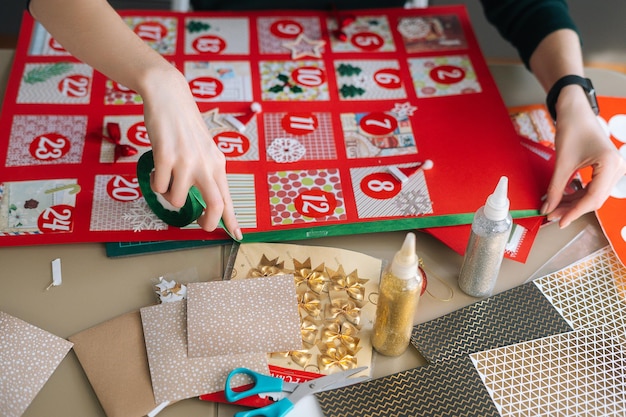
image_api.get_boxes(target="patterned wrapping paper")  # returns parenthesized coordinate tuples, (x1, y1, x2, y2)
(186, 274, 302, 358)
(470, 327, 626, 416)
(410, 281, 572, 364)
(0, 311, 73, 417)
(533, 245, 626, 333)
(139, 300, 268, 404)
(315, 355, 499, 417)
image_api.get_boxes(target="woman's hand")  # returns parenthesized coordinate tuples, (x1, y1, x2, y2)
(141, 67, 242, 239)
(541, 86, 626, 228)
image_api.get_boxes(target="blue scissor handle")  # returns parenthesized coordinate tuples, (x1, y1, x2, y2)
(225, 368, 284, 403)
(234, 397, 295, 417)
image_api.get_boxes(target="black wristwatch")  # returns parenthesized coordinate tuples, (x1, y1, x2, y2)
(546, 75, 599, 121)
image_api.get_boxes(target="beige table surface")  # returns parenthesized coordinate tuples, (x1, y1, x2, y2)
(2, 46, 626, 416)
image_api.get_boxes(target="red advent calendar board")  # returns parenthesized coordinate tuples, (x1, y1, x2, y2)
(0, 6, 542, 247)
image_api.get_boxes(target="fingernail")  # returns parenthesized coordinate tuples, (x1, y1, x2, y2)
(540, 201, 549, 215)
(234, 228, 243, 241)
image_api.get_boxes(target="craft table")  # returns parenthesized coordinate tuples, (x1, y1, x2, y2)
(2, 44, 626, 416)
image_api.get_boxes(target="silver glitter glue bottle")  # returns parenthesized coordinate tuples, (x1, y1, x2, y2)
(458, 176, 512, 297)
(371, 232, 422, 356)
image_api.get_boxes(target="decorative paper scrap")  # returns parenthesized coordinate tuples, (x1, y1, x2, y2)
(0, 310, 73, 417)
(186, 274, 302, 358)
(68, 311, 158, 417)
(533, 245, 626, 332)
(139, 300, 268, 404)
(470, 327, 626, 416)
(411, 281, 572, 364)
(316, 355, 499, 417)
(230, 242, 381, 378)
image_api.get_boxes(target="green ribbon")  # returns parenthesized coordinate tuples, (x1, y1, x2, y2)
(137, 150, 206, 228)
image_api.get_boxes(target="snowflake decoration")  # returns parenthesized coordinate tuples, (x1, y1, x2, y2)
(122, 199, 168, 232)
(154, 277, 187, 303)
(390, 102, 418, 121)
(267, 137, 307, 163)
(394, 189, 433, 216)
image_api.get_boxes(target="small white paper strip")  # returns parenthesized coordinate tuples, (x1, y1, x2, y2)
(46, 258, 62, 290)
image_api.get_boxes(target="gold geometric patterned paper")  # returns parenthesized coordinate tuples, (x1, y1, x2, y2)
(470, 327, 626, 416)
(316, 356, 500, 417)
(533, 246, 626, 332)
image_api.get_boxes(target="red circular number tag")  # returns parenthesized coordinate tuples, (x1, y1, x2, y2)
(29, 133, 71, 161)
(58, 75, 90, 98)
(373, 68, 401, 89)
(281, 113, 319, 135)
(189, 77, 224, 101)
(360, 172, 401, 199)
(107, 175, 141, 202)
(128, 122, 151, 147)
(134, 21, 167, 42)
(295, 189, 337, 218)
(359, 112, 398, 136)
(214, 131, 250, 157)
(48, 38, 66, 53)
(193, 35, 226, 54)
(351, 32, 384, 51)
(291, 67, 326, 88)
(270, 20, 303, 39)
(429, 65, 466, 84)
(37, 204, 74, 233)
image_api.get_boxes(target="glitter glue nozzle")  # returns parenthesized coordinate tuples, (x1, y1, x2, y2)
(391, 232, 419, 280)
(483, 176, 510, 222)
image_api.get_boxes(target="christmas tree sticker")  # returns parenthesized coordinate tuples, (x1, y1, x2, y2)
(337, 63, 366, 98)
(186, 20, 211, 33)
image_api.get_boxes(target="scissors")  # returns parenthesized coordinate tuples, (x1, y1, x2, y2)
(224, 366, 369, 417)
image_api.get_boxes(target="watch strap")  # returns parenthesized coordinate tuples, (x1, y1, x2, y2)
(546, 75, 599, 121)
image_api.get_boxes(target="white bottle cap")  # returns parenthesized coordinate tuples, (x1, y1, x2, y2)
(391, 232, 419, 279)
(483, 176, 510, 221)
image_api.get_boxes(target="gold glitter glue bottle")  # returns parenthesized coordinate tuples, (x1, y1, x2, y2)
(371, 232, 422, 357)
(458, 176, 512, 298)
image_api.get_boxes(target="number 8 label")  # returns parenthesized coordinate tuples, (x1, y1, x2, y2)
(360, 172, 401, 199)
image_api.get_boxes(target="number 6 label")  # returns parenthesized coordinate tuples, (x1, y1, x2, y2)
(294, 189, 337, 218)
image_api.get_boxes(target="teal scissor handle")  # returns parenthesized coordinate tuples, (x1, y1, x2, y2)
(234, 397, 295, 417)
(225, 368, 284, 403)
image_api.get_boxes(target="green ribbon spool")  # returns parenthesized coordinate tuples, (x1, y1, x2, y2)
(136, 150, 206, 228)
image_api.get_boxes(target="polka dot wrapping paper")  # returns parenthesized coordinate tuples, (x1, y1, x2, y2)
(139, 301, 269, 404)
(186, 274, 303, 358)
(0, 311, 73, 417)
